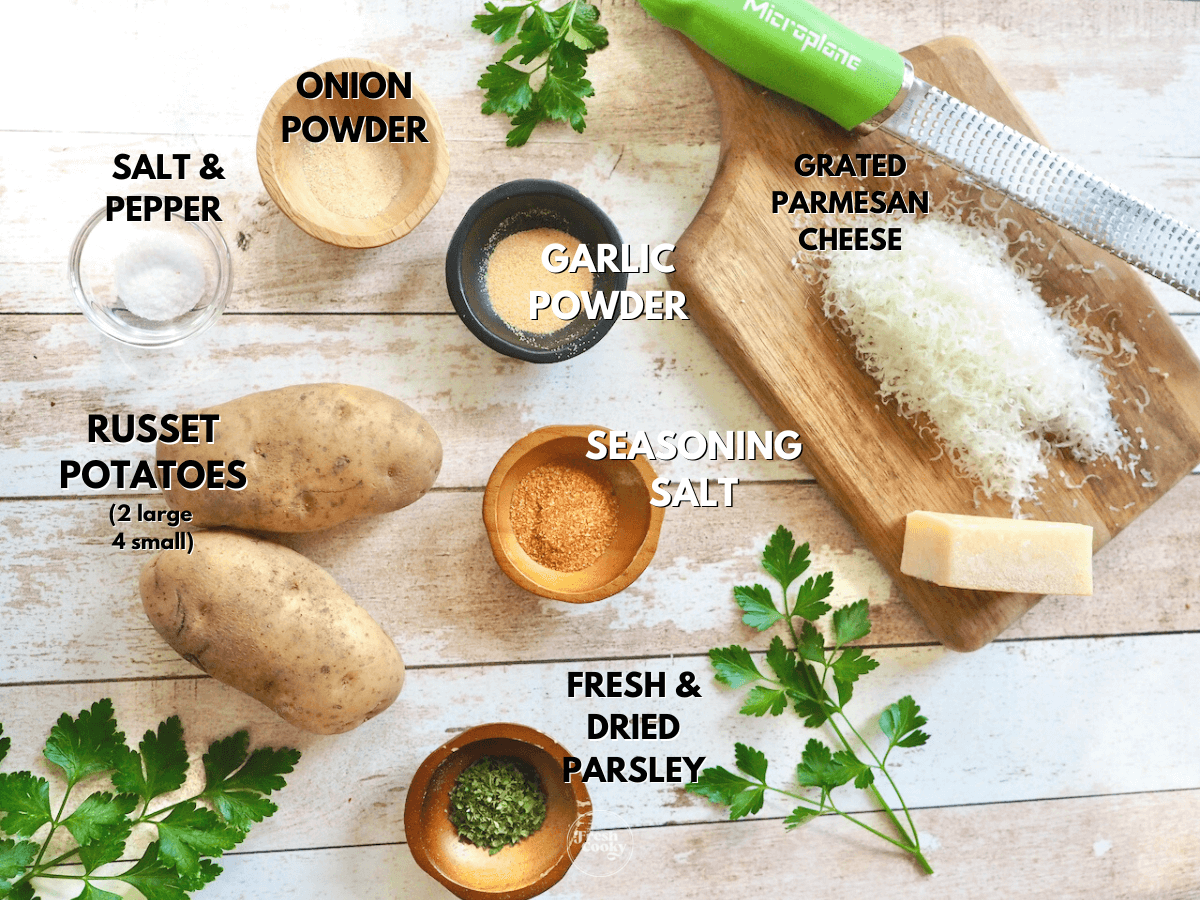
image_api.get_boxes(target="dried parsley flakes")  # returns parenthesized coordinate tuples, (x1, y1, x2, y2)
(449, 756, 548, 854)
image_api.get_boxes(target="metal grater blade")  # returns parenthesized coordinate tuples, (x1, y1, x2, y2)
(881, 77, 1200, 299)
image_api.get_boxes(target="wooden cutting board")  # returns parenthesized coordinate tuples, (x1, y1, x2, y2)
(670, 36, 1200, 651)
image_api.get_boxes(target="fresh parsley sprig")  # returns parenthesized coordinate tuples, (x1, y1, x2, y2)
(0, 699, 300, 899)
(472, 0, 609, 146)
(688, 526, 933, 874)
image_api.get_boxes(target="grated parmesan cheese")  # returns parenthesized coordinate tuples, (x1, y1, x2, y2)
(820, 217, 1128, 511)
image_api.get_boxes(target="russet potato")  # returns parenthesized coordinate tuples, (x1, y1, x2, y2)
(140, 530, 404, 734)
(159, 383, 441, 533)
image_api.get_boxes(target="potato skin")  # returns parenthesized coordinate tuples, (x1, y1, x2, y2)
(140, 531, 404, 734)
(160, 383, 441, 533)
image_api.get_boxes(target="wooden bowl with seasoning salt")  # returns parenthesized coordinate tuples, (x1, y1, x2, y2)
(404, 722, 591, 900)
(446, 180, 626, 362)
(483, 425, 665, 603)
(256, 58, 448, 248)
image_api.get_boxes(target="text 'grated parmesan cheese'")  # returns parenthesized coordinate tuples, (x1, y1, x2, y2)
(820, 217, 1128, 511)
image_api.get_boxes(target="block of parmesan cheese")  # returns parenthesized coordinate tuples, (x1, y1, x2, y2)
(900, 510, 1093, 595)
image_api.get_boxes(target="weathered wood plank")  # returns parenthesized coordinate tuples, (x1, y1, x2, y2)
(4, 1, 1199, 316)
(1, 636, 1198, 854)
(210, 787, 1200, 899)
(1, 477, 1197, 683)
(5, 0, 1198, 145)
(7, 314, 1200, 499)
(0, 314, 803, 496)
(0, 135, 716, 315)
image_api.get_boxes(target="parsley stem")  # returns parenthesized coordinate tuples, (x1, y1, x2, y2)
(835, 711, 922, 854)
(552, 0, 579, 41)
(33, 846, 84, 872)
(821, 713, 910, 845)
(135, 789, 208, 823)
(814, 625, 924, 862)
(767, 783, 927, 866)
(762, 783, 823, 809)
(32, 780, 75, 871)
(825, 798, 932, 872)
(814, 655, 925, 866)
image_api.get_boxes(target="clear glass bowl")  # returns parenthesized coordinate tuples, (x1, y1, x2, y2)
(69, 203, 232, 348)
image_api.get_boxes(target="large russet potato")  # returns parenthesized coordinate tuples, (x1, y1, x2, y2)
(160, 383, 441, 533)
(140, 530, 404, 734)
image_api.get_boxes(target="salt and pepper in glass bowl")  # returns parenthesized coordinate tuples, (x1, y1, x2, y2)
(70, 201, 232, 348)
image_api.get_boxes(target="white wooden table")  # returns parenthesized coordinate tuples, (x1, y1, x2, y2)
(3, 0, 1200, 896)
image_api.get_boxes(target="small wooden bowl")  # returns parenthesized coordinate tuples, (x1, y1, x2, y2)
(404, 723, 592, 900)
(483, 425, 665, 603)
(256, 58, 449, 248)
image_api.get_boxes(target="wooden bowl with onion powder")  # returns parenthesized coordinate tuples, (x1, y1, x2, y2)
(446, 180, 627, 362)
(483, 426, 665, 602)
(256, 58, 448, 248)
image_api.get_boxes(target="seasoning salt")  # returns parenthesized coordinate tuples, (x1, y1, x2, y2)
(510, 461, 619, 572)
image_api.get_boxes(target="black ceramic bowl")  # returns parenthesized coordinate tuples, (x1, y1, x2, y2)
(446, 179, 626, 363)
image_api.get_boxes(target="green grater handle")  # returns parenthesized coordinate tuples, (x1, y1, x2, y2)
(638, 0, 906, 131)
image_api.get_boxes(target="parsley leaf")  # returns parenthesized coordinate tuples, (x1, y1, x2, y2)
(792, 571, 834, 621)
(563, 1, 606, 49)
(478, 62, 534, 116)
(112, 717, 188, 804)
(789, 660, 834, 728)
(739, 686, 787, 717)
(155, 803, 241, 879)
(734, 584, 781, 631)
(0, 839, 38, 893)
(77, 824, 131, 874)
(472, 0, 528, 42)
(709, 645, 763, 688)
(762, 526, 810, 591)
(729, 783, 766, 819)
(198, 732, 252, 788)
(832, 599, 872, 646)
(0, 726, 9, 766)
(472, 0, 608, 146)
(833, 750, 875, 790)
(734, 743, 768, 782)
(63, 792, 138, 847)
(201, 735, 300, 832)
(880, 696, 930, 750)
(202, 735, 298, 793)
(688, 765, 767, 821)
(687, 766, 753, 805)
(117, 842, 189, 900)
(43, 699, 126, 788)
(179, 859, 223, 893)
(0, 774, 52, 838)
(795, 739, 855, 793)
(831, 647, 879, 685)
(784, 806, 820, 829)
(764, 635, 801, 693)
(797, 621, 826, 663)
(537, 68, 591, 131)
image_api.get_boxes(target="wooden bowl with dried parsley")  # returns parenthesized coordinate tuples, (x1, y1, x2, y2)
(403, 722, 591, 900)
(256, 58, 449, 248)
(483, 425, 665, 603)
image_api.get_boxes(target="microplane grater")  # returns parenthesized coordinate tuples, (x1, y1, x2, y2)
(638, 0, 1200, 299)
(883, 77, 1200, 298)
